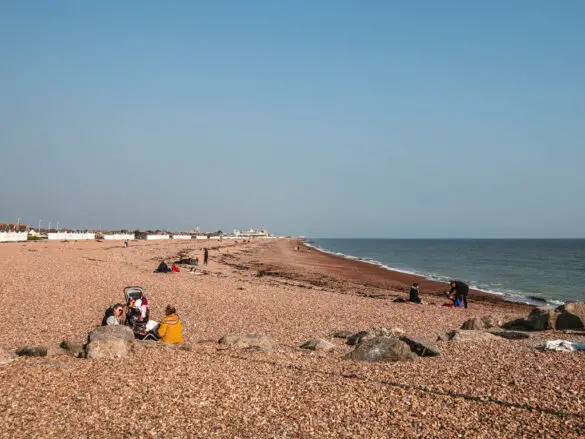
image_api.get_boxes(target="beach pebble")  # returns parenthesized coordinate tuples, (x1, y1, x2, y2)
(218, 333, 276, 351)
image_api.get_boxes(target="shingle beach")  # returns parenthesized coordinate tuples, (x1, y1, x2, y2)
(0, 238, 584, 438)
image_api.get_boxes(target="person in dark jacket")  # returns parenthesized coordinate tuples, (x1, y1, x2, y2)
(447, 280, 469, 309)
(409, 283, 422, 304)
(203, 248, 209, 265)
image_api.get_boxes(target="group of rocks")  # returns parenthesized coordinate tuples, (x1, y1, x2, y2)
(219, 327, 440, 363)
(440, 301, 585, 343)
(2, 302, 583, 365)
(503, 302, 585, 331)
(0, 325, 190, 364)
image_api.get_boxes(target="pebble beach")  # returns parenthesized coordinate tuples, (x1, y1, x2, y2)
(0, 238, 584, 438)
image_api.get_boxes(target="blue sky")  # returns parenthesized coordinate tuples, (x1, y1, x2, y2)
(1, 1, 584, 237)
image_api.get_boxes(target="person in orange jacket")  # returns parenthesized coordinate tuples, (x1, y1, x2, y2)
(156, 305, 184, 344)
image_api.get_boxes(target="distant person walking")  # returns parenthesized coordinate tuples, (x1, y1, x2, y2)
(447, 280, 469, 309)
(204, 248, 209, 265)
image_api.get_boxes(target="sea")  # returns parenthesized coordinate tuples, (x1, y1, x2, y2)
(306, 239, 585, 306)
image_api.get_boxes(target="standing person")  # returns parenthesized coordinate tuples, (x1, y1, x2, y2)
(447, 280, 469, 309)
(203, 248, 209, 265)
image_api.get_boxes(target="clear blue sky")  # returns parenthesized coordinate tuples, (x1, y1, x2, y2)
(1, 1, 584, 238)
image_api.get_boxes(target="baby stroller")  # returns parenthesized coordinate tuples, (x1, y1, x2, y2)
(123, 286, 157, 340)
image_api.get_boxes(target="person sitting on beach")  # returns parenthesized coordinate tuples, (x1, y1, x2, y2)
(101, 303, 124, 326)
(446, 280, 469, 309)
(156, 305, 184, 344)
(409, 283, 422, 304)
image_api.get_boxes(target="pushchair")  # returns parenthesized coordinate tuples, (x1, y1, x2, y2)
(123, 286, 158, 340)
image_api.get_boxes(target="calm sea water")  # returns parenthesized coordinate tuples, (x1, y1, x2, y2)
(308, 239, 585, 305)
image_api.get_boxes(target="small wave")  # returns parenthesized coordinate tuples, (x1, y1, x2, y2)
(304, 241, 565, 306)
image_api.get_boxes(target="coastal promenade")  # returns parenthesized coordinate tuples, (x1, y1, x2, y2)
(0, 238, 583, 437)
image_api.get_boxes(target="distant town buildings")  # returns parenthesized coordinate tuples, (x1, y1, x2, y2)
(0, 223, 28, 232)
(1, 220, 274, 243)
(232, 228, 270, 237)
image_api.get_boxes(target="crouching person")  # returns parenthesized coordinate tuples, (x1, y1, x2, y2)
(157, 305, 184, 344)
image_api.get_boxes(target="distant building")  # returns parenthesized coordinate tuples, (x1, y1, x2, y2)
(0, 223, 28, 232)
(232, 228, 270, 237)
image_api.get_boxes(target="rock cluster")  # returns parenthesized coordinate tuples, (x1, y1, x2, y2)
(502, 302, 585, 331)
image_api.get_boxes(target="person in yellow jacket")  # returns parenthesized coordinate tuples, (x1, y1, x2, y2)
(156, 305, 184, 344)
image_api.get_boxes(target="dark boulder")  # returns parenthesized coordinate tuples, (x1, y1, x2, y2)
(347, 331, 370, 346)
(526, 307, 557, 330)
(347, 336, 416, 363)
(15, 346, 48, 357)
(555, 302, 585, 330)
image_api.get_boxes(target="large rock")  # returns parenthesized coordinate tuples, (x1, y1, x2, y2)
(347, 336, 416, 362)
(300, 339, 336, 351)
(461, 316, 503, 331)
(0, 347, 16, 364)
(88, 325, 135, 342)
(526, 307, 557, 330)
(461, 318, 486, 330)
(440, 330, 498, 342)
(501, 318, 534, 331)
(219, 333, 275, 351)
(86, 339, 130, 359)
(347, 327, 404, 346)
(399, 337, 440, 357)
(555, 302, 585, 330)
